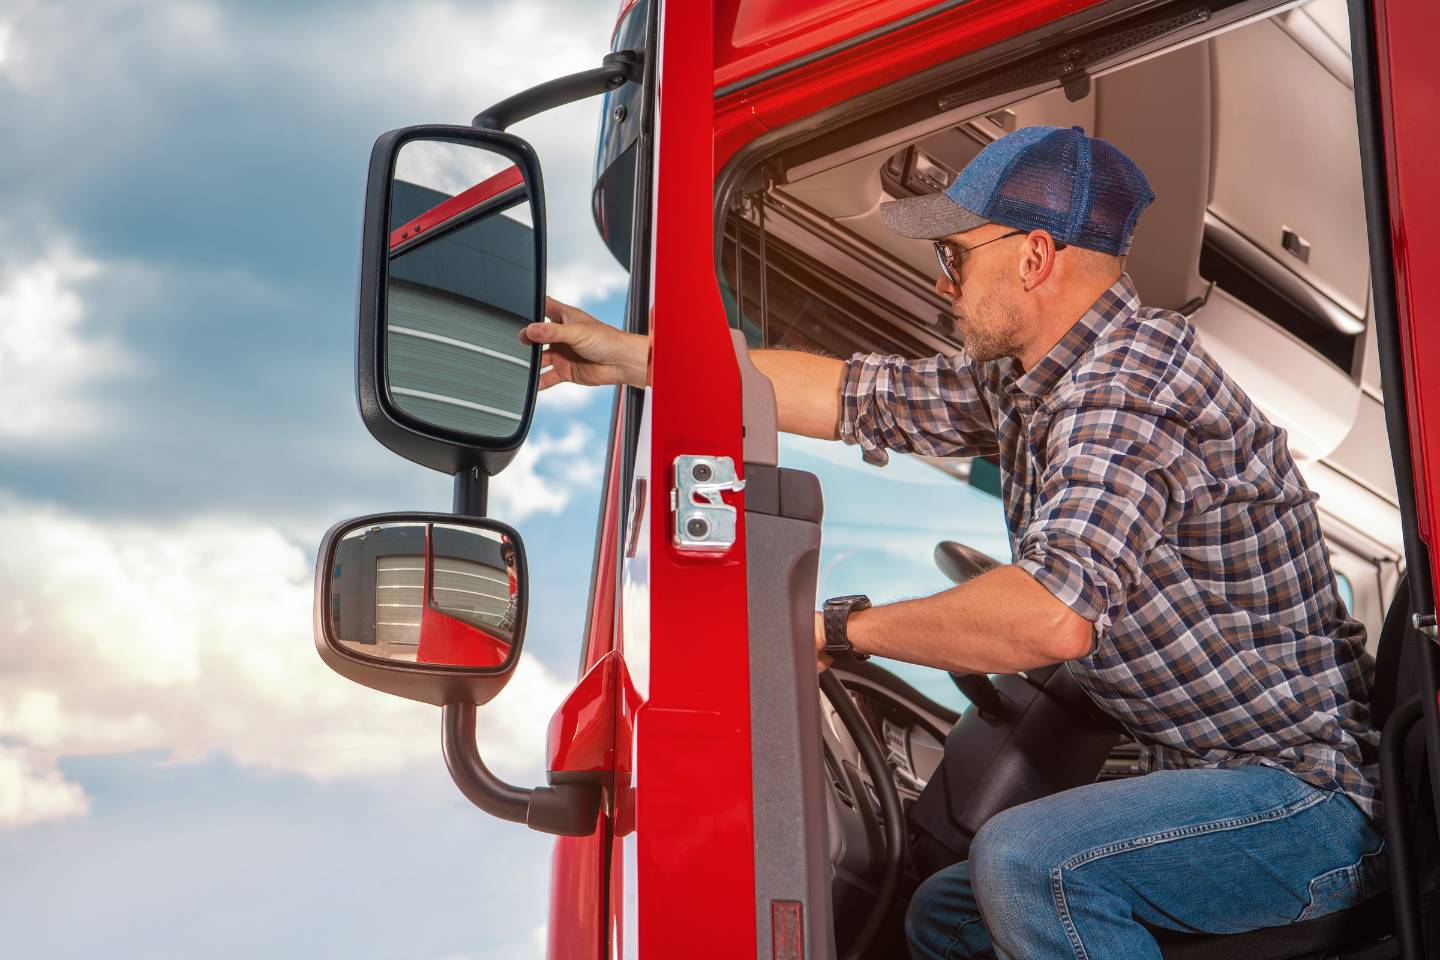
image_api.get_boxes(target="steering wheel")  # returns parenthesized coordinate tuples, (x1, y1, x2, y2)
(933, 541, 1010, 722)
(819, 667, 906, 960)
(818, 540, 1014, 959)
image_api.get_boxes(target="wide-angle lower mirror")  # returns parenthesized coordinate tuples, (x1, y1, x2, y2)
(327, 518, 524, 671)
(386, 137, 539, 441)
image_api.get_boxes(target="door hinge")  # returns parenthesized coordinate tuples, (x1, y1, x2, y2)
(670, 455, 744, 552)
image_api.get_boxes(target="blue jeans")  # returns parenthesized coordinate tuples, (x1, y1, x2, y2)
(906, 765, 1388, 959)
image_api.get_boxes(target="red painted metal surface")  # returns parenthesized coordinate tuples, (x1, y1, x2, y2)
(387, 165, 524, 251)
(714, 0, 1106, 170)
(415, 526, 512, 667)
(547, 651, 619, 774)
(547, 833, 606, 960)
(414, 605, 511, 666)
(716, 0, 943, 88)
(1369, 0, 1439, 546)
(547, 392, 627, 960)
(630, 0, 757, 954)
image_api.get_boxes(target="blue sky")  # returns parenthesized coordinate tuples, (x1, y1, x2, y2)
(0, 1, 628, 956)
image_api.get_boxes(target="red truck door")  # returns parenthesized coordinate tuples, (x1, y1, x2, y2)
(1362, 0, 1440, 857)
(613, 0, 762, 954)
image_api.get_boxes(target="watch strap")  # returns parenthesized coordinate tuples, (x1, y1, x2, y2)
(822, 595, 871, 661)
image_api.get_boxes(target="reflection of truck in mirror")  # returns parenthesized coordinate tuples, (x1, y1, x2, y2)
(387, 173, 536, 438)
(329, 522, 514, 665)
(314, 0, 1440, 957)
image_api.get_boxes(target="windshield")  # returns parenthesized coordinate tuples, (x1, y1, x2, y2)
(779, 434, 1008, 712)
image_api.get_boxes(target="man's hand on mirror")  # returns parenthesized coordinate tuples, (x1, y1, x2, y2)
(519, 297, 651, 390)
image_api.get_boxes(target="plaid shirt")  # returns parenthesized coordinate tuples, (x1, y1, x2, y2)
(838, 275, 1381, 819)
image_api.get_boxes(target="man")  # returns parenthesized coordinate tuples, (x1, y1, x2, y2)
(497, 540, 518, 635)
(522, 125, 1386, 958)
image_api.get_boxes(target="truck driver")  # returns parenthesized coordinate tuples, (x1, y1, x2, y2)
(521, 125, 1386, 960)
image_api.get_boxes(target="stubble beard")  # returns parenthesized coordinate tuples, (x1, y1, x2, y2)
(953, 290, 1025, 363)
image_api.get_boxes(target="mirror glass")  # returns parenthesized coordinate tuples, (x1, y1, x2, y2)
(386, 138, 539, 440)
(328, 520, 524, 670)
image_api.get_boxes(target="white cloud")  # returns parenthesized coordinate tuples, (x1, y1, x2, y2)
(536, 379, 602, 413)
(0, 745, 89, 828)
(323, 0, 629, 310)
(545, 258, 630, 310)
(0, 241, 130, 444)
(1, 0, 628, 309)
(490, 423, 604, 521)
(0, 493, 573, 826)
(394, 138, 515, 198)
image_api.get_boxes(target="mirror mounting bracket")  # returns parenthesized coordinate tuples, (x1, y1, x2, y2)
(453, 468, 488, 517)
(442, 703, 602, 837)
(472, 50, 643, 132)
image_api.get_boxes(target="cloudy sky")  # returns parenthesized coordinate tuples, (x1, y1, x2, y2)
(0, 1, 628, 955)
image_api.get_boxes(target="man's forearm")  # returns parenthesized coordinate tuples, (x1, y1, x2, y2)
(845, 566, 1094, 672)
(751, 349, 846, 439)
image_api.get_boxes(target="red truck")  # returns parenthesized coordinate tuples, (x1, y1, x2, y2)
(312, 0, 1440, 956)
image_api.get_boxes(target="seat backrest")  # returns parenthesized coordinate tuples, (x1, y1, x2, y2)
(1372, 573, 1418, 731)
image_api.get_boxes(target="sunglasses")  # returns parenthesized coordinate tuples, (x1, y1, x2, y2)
(934, 231, 1067, 286)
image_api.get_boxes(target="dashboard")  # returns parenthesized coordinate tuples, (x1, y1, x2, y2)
(819, 664, 954, 930)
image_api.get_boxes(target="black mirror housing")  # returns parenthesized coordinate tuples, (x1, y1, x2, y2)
(357, 124, 546, 478)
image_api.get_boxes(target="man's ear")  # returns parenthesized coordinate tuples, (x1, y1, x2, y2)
(1019, 231, 1059, 291)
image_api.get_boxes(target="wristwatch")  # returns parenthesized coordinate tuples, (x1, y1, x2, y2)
(822, 594, 872, 662)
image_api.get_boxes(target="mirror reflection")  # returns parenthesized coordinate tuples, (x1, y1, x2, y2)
(329, 520, 523, 669)
(386, 138, 538, 440)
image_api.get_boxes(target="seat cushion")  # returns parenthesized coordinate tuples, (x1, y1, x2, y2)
(1154, 890, 1394, 960)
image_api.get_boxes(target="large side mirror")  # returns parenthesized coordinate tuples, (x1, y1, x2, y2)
(314, 514, 527, 706)
(314, 513, 599, 836)
(357, 125, 545, 478)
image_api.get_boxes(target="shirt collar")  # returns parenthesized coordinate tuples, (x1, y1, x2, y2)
(1005, 273, 1141, 407)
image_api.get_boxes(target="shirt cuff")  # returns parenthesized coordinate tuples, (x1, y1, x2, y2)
(836, 353, 890, 466)
(1014, 545, 1116, 644)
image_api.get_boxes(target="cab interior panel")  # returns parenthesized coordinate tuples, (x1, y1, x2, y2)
(718, 0, 1402, 652)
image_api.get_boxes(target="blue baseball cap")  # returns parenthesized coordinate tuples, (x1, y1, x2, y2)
(879, 125, 1155, 256)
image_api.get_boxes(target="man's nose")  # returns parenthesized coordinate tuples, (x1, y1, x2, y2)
(935, 272, 958, 298)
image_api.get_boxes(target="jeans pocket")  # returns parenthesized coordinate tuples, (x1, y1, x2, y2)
(1296, 863, 1362, 923)
(1354, 837, 1390, 901)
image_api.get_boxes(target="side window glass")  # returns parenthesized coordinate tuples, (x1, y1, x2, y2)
(779, 434, 1009, 712)
(1335, 570, 1354, 614)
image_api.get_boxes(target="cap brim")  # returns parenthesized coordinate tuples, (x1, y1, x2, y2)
(878, 194, 990, 240)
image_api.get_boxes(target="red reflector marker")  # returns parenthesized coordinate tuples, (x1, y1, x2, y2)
(772, 900, 803, 960)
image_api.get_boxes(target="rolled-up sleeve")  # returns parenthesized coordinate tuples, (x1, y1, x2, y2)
(1013, 402, 1185, 641)
(837, 352, 1000, 466)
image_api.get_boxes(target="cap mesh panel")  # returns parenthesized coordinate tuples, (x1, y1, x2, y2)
(986, 128, 1080, 241)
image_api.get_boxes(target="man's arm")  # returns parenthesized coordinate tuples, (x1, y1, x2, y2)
(523, 301, 999, 460)
(750, 350, 845, 439)
(823, 565, 1095, 673)
(522, 300, 848, 436)
(818, 400, 1184, 674)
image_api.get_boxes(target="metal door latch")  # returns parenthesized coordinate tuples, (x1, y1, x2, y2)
(670, 455, 745, 551)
